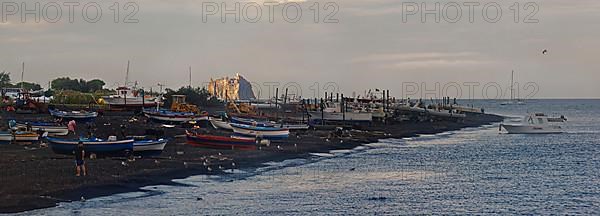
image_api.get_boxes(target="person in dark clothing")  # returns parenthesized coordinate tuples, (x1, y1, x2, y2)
(75, 141, 87, 176)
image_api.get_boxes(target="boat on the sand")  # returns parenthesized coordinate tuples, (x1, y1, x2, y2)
(210, 118, 233, 130)
(49, 109, 98, 122)
(230, 123, 289, 140)
(133, 138, 168, 156)
(47, 137, 134, 155)
(143, 109, 209, 123)
(230, 116, 275, 127)
(0, 132, 13, 144)
(186, 131, 257, 150)
(11, 121, 68, 136)
(14, 131, 40, 143)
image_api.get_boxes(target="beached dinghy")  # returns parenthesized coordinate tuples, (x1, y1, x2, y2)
(47, 137, 134, 156)
(143, 109, 209, 123)
(133, 138, 168, 156)
(275, 124, 310, 130)
(500, 113, 564, 134)
(0, 132, 13, 144)
(210, 118, 233, 130)
(12, 121, 68, 136)
(230, 116, 276, 127)
(49, 109, 98, 122)
(186, 131, 257, 150)
(14, 131, 40, 143)
(230, 123, 289, 140)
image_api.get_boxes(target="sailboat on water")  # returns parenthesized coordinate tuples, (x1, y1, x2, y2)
(500, 70, 526, 106)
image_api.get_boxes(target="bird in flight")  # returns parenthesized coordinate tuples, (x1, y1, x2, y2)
(542, 49, 548, 55)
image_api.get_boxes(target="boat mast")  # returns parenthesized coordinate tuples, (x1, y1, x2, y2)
(125, 60, 130, 87)
(189, 66, 192, 88)
(510, 70, 514, 101)
(20, 62, 24, 90)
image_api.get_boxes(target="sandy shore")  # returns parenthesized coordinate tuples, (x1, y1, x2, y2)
(0, 111, 502, 213)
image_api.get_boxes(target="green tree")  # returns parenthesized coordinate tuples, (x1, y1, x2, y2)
(51, 77, 105, 93)
(14, 82, 42, 91)
(163, 87, 222, 108)
(86, 79, 105, 92)
(0, 71, 12, 88)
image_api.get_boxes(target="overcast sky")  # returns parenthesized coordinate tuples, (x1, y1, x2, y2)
(0, 0, 598, 99)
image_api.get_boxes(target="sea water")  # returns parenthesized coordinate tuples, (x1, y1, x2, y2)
(23, 100, 600, 215)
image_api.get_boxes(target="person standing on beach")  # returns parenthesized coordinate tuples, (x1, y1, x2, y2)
(68, 120, 77, 136)
(75, 141, 87, 176)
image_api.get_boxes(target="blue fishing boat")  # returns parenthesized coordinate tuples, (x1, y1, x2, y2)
(47, 137, 134, 156)
(133, 139, 168, 156)
(49, 109, 98, 122)
(230, 123, 289, 140)
(143, 109, 209, 123)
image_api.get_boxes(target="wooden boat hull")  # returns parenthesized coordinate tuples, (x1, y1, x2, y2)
(0, 133, 13, 144)
(133, 139, 168, 156)
(210, 119, 233, 130)
(49, 109, 98, 122)
(144, 110, 208, 123)
(15, 123, 68, 136)
(103, 97, 158, 108)
(186, 133, 257, 150)
(230, 123, 289, 140)
(14, 132, 39, 142)
(47, 138, 134, 156)
(230, 117, 275, 127)
(501, 124, 563, 134)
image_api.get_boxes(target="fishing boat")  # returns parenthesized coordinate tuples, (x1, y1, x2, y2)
(186, 131, 257, 150)
(47, 137, 134, 155)
(0, 132, 13, 144)
(500, 113, 564, 134)
(143, 109, 209, 123)
(14, 131, 40, 143)
(209, 118, 233, 130)
(49, 109, 98, 122)
(230, 123, 290, 140)
(102, 86, 158, 108)
(101, 61, 158, 109)
(230, 116, 275, 127)
(275, 124, 310, 130)
(133, 138, 168, 156)
(12, 121, 68, 136)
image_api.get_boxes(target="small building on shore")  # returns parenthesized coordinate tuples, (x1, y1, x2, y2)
(208, 73, 256, 100)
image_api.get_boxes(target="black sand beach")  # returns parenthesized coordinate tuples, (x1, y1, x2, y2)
(0, 111, 502, 213)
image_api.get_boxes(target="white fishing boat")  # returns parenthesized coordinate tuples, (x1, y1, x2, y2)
(102, 86, 157, 108)
(12, 121, 68, 136)
(231, 123, 290, 140)
(0, 132, 13, 144)
(101, 61, 158, 108)
(210, 118, 233, 130)
(500, 113, 564, 134)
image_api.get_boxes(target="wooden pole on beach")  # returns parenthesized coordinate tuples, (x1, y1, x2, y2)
(275, 88, 279, 119)
(320, 98, 324, 126)
(341, 93, 345, 124)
